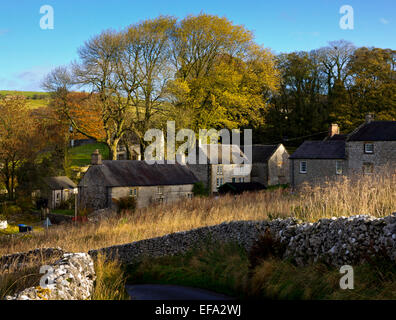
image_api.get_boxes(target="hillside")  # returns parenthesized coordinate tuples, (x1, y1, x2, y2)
(0, 90, 50, 109)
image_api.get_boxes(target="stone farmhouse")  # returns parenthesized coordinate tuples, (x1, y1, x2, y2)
(187, 144, 251, 194)
(242, 144, 290, 186)
(78, 150, 199, 211)
(290, 115, 396, 187)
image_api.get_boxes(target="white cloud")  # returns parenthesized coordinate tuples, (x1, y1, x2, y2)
(380, 18, 389, 25)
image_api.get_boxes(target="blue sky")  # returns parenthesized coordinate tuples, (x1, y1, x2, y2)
(0, 0, 394, 91)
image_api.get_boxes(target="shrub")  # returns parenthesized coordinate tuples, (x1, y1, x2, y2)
(57, 196, 75, 210)
(112, 196, 137, 214)
(248, 228, 287, 270)
(192, 182, 209, 197)
(16, 196, 34, 212)
(1, 204, 22, 217)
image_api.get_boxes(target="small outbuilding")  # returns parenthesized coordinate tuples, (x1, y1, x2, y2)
(41, 176, 77, 209)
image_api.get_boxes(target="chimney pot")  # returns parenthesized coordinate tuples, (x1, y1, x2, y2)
(328, 123, 340, 137)
(91, 149, 102, 165)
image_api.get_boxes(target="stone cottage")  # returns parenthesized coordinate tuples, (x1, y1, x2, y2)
(345, 115, 396, 175)
(289, 140, 346, 187)
(242, 144, 290, 186)
(78, 150, 199, 210)
(42, 176, 77, 209)
(290, 114, 396, 187)
(187, 144, 251, 194)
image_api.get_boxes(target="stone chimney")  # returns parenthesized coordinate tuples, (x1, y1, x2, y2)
(91, 149, 102, 165)
(328, 123, 340, 137)
(365, 113, 374, 123)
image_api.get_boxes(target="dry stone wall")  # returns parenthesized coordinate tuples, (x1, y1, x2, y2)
(4, 212, 396, 300)
(89, 213, 396, 267)
(5, 252, 95, 300)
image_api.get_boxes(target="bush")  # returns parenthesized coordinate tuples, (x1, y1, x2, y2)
(248, 228, 287, 270)
(16, 196, 34, 212)
(1, 204, 22, 217)
(57, 196, 75, 210)
(112, 196, 137, 214)
(192, 182, 209, 197)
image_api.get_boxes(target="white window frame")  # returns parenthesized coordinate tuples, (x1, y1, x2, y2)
(299, 161, 307, 174)
(335, 160, 343, 175)
(216, 177, 224, 188)
(364, 143, 374, 154)
(217, 165, 223, 175)
(157, 186, 164, 195)
(129, 188, 138, 197)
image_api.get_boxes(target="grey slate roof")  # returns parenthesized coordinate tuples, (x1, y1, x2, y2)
(43, 176, 77, 190)
(289, 141, 346, 159)
(242, 145, 280, 163)
(80, 160, 199, 187)
(347, 121, 396, 141)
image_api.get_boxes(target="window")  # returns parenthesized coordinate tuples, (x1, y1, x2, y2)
(363, 162, 374, 175)
(238, 177, 244, 183)
(157, 186, 164, 194)
(299, 161, 307, 174)
(216, 165, 223, 175)
(216, 177, 224, 188)
(187, 193, 193, 199)
(364, 143, 374, 154)
(156, 197, 164, 204)
(129, 188, 138, 197)
(232, 177, 236, 183)
(336, 160, 343, 175)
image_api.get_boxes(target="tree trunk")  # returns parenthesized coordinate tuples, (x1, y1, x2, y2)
(108, 139, 120, 160)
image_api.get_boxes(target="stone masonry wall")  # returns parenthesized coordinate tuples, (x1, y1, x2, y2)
(346, 141, 396, 174)
(89, 213, 396, 267)
(5, 252, 95, 300)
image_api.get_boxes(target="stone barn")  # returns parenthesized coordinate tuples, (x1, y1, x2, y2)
(78, 150, 199, 210)
(243, 144, 290, 186)
(42, 176, 77, 210)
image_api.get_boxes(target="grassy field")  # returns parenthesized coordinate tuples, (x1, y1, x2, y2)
(0, 170, 394, 256)
(68, 142, 110, 167)
(0, 90, 50, 109)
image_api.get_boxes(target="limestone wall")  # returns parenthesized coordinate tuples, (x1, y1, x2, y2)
(89, 213, 396, 267)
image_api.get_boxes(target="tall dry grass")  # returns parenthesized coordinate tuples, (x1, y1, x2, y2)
(0, 170, 394, 256)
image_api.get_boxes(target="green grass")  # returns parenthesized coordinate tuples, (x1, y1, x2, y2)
(0, 90, 50, 109)
(68, 142, 109, 167)
(125, 242, 249, 299)
(52, 209, 74, 216)
(125, 241, 396, 300)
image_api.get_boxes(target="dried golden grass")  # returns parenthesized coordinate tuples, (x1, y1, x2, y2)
(0, 170, 394, 256)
